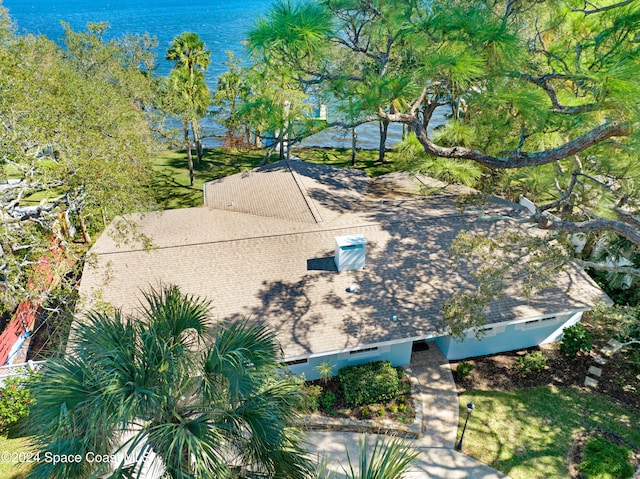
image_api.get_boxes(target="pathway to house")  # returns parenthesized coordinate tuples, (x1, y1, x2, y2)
(304, 343, 512, 479)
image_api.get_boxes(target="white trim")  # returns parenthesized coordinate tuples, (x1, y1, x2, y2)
(279, 332, 446, 363)
(467, 324, 506, 338)
(514, 315, 564, 331)
(505, 309, 587, 327)
(277, 309, 588, 363)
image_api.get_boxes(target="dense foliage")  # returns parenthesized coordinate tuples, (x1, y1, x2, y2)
(0, 374, 37, 434)
(0, 8, 161, 314)
(27, 286, 312, 479)
(578, 436, 635, 479)
(339, 361, 402, 408)
(515, 350, 548, 374)
(560, 323, 594, 357)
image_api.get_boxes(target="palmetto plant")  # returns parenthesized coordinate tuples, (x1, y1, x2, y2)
(27, 285, 312, 479)
(344, 436, 418, 479)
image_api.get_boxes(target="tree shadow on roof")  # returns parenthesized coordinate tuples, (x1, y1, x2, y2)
(307, 257, 337, 272)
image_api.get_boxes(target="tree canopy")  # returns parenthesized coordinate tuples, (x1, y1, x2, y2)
(250, 0, 640, 244)
(0, 14, 161, 311)
(27, 285, 313, 479)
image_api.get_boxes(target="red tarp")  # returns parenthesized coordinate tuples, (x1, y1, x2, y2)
(0, 240, 64, 365)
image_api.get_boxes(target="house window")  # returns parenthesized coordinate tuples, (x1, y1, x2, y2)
(349, 347, 378, 355)
(516, 315, 561, 331)
(467, 324, 506, 338)
(283, 358, 308, 366)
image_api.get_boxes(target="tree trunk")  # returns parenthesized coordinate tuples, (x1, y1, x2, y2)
(278, 131, 285, 161)
(190, 118, 203, 164)
(184, 123, 194, 186)
(351, 127, 357, 166)
(378, 119, 389, 163)
(78, 213, 92, 244)
(384, 112, 629, 169)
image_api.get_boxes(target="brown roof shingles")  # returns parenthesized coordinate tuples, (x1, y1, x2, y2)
(79, 162, 611, 358)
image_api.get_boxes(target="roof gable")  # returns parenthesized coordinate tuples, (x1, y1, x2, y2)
(203, 160, 368, 224)
(80, 162, 611, 358)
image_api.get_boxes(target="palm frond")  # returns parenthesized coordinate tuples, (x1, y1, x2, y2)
(141, 284, 212, 349)
(344, 436, 418, 479)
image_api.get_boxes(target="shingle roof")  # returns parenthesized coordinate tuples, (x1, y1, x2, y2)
(203, 159, 369, 224)
(79, 161, 611, 358)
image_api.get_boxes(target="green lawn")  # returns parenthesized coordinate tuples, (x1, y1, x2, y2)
(6, 144, 407, 210)
(151, 147, 405, 210)
(150, 148, 267, 209)
(457, 387, 640, 479)
(0, 436, 35, 479)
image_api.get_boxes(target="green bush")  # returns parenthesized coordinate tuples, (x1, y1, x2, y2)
(318, 390, 337, 412)
(578, 436, 634, 479)
(301, 384, 322, 412)
(338, 361, 401, 408)
(561, 323, 593, 357)
(516, 350, 548, 373)
(456, 360, 474, 379)
(0, 374, 37, 434)
(314, 361, 335, 383)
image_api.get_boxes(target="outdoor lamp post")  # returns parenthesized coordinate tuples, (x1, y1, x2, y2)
(455, 402, 475, 451)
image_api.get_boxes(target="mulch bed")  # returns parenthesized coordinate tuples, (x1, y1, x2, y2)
(307, 374, 415, 424)
(451, 343, 639, 409)
(452, 343, 591, 391)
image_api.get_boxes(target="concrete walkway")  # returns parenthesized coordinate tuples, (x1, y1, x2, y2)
(409, 345, 459, 448)
(304, 343, 512, 479)
(306, 432, 510, 479)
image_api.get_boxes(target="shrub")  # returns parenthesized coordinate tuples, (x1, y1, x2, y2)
(561, 323, 593, 357)
(578, 436, 634, 479)
(456, 360, 474, 379)
(361, 406, 371, 419)
(377, 407, 385, 416)
(338, 361, 401, 408)
(0, 374, 37, 434)
(318, 390, 337, 412)
(314, 361, 335, 383)
(301, 384, 322, 412)
(516, 350, 547, 373)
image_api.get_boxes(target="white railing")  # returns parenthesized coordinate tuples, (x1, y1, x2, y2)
(0, 360, 46, 386)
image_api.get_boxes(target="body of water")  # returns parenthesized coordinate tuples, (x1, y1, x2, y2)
(3, 0, 269, 79)
(2, 0, 435, 149)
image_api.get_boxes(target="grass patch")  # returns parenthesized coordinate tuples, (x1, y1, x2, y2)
(291, 147, 402, 177)
(457, 387, 640, 479)
(151, 147, 406, 210)
(0, 436, 35, 479)
(150, 148, 265, 209)
(579, 436, 634, 479)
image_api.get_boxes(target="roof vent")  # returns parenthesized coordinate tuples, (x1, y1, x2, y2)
(334, 234, 366, 272)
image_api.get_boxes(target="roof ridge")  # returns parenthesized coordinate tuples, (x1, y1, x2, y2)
(285, 160, 325, 224)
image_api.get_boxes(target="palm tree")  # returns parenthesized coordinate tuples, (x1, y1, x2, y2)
(166, 66, 210, 186)
(27, 285, 313, 479)
(166, 32, 211, 165)
(344, 437, 418, 479)
(314, 436, 418, 479)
